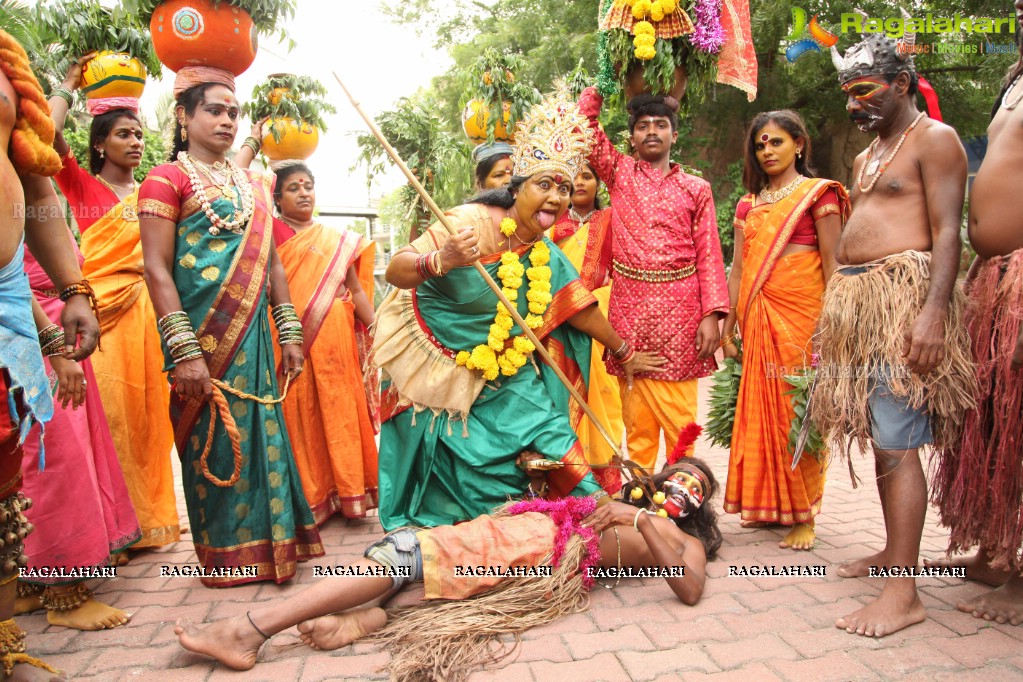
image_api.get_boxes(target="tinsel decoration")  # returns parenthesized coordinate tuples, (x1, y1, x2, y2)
(596, 0, 619, 97)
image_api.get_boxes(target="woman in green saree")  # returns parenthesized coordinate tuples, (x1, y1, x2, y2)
(374, 93, 665, 530)
(138, 71, 323, 587)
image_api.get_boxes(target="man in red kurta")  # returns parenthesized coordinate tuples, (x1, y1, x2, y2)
(578, 87, 729, 471)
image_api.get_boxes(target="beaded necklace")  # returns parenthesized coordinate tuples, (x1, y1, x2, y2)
(177, 151, 254, 235)
(856, 112, 926, 194)
(1002, 75, 1023, 111)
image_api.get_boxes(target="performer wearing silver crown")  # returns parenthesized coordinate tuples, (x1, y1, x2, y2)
(809, 9, 976, 637)
(372, 91, 665, 531)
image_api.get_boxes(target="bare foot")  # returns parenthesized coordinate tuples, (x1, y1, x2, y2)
(175, 616, 266, 671)
(923, 552, 1009, 587)
(956, 574, 1023, 625)
(740, 520, 775, 529)
(779, 523, 816, 551)
(835, 580, 926, 637)
(297, 607, 388, 651)
(836, 550, 888, 578)
(7, 660, 65, 681)
(46, 598, 130, 630)
(15, 592, 42, 616)
(110, 552, 130, 567)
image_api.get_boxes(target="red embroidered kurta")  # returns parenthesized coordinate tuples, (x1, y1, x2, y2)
(578, 87, 730, 381)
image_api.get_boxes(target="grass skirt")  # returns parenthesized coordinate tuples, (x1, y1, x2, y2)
(932, 251, 1023, 571)
(809, 251, 976, 460)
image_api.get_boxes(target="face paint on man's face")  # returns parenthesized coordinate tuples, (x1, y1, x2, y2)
(843, 76, 891, 133)
(660, 470, 705, 519)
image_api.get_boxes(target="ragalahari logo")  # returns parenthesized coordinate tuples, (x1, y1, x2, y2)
(785, 7, 840, 62)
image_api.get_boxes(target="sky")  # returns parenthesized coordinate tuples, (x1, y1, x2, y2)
(131, 0, 460, 212)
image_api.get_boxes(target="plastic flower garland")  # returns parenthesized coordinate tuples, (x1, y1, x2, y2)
(456, 242, 552, 381)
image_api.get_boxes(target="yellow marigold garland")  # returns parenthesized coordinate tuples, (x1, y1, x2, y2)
(456, 242, 552, 380)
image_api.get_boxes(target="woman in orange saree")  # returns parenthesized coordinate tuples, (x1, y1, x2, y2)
(548, 162, 621, 493)
(270, 163, 379, 523)
(721, 111, 849, 550)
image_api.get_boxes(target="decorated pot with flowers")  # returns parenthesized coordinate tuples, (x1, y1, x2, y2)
(460, 49, 540, 146)
(79, 50, 148, 100)
(148, 0, 257, 74)
(247, 73, 335, 162)
(461, 99, 514, 145)
(596, 0, 730, 107)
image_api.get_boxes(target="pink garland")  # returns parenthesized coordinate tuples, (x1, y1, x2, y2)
(691, 0, 725, 54)
(507, 496, 603, 590)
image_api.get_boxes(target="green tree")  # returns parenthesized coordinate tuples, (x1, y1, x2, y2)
(382, 0, 1017, 261)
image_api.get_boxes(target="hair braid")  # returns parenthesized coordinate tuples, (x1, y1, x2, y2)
(0, 29, 61, 177)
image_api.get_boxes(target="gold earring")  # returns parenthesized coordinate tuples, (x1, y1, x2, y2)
(98, 149, 104, 158)
(180, 127, 187, 142)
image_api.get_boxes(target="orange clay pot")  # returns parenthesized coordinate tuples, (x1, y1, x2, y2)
(261, 118, 319, 161)
(79, 51, 147, 100)
(461, 99, 514, 145)
(150, 0, 257, 76)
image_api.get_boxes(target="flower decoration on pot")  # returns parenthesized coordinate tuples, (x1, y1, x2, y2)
(596, 0, 726, 107)
(247, 73, 336, 161)
(460, 49, 540, 145)
(36, 0, 162, 93)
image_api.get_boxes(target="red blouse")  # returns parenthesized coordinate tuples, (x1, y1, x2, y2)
(734, 188, 842, 246)
(52, 149, 121, 233)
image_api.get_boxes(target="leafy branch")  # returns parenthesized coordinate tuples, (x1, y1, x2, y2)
(246, 74, 336, 142)
(705, 338, 742, 449)
(35, 0, 162, 78)
(460, 48, 541, 143)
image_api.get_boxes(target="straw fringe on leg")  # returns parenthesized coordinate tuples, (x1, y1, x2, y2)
(932, 252, 1023, 572)
(367, 534, 589, 682)
(809, 251, 977, 469)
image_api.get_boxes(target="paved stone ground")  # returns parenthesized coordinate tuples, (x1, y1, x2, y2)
(20, 381, 1023, 681)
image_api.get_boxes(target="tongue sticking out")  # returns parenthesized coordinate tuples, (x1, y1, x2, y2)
(536, 211, 556, 229)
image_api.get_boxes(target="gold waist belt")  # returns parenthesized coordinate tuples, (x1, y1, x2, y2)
(612, 260, 696, 283)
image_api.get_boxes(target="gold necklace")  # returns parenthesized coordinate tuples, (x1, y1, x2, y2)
(758, 175, 805, 204)
(96, 175, 136, 192)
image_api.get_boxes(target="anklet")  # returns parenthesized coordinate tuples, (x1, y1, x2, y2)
(246, 611, 270, 640)
(40, 582, 91, 611)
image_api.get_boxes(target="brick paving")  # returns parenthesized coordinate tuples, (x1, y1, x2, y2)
(21, 381, 1023, 681)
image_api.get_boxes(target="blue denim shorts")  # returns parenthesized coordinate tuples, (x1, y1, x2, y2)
(364, 527, 424, 590)
(867, 371, 932, 450)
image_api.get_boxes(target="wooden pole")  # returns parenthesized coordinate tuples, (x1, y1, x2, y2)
(333, 71, 627, 463)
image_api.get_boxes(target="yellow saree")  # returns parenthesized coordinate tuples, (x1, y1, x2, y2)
(80, 192, 178, 547)
(550, 209, 622, 493)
